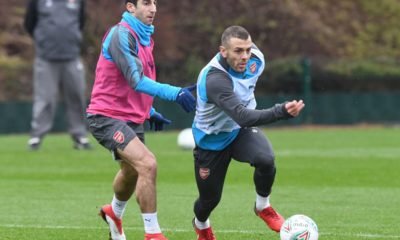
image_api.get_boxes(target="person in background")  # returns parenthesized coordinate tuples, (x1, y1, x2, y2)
(191, 25, 305, 240)
(86, 0, 196, 239)
(24, 0, 91, 150)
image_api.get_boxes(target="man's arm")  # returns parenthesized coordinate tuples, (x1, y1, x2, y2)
(206, 69, 292, 127)
(107, 25, 142, 88)
(107, 25, 180, 101)
(24, 0, 38, 37)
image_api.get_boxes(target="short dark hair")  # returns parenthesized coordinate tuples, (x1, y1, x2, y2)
(126, 0, 137, 5)
(221, 26, 250, 46)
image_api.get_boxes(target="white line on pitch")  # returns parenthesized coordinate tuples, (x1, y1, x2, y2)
(1, 224, 399, 239)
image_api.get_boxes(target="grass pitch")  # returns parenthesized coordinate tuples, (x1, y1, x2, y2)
(0, 126, 399, 240)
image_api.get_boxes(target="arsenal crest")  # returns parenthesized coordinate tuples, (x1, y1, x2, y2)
(66, 0, 78, 9)
(113, 131, 125, 144)
(250, 62, 257, 73)
(199, 168, 210, 180)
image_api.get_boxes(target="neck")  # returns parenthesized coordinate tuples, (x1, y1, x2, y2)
(122, 12, 154, 46)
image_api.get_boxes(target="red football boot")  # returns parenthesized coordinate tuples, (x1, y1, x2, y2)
(193, 218, 216, 240)
(144, 233, 168, 240)
(99, 204, 126, 240)
(255, 206, 285, 232)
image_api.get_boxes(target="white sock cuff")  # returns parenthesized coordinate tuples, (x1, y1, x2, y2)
(142, 212, 158, 218)
(111, 195, 128, 219)
(255, 193, 270, 211)
(142, 212, 161, 234)
(195, 218, 210, 230)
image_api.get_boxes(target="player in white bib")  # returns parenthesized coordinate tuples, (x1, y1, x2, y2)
(191, 26, 305, 240)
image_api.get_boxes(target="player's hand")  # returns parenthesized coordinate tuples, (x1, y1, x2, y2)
(176, 85, 196, 112)
(149, 111, 172, 131)
(285, 100, 305, 117)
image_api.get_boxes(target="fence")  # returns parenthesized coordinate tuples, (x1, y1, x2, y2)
(1, 91, 399, 134)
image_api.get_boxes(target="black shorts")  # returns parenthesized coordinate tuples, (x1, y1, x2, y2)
(87, 114, 145, 160)
(193, 127, 277, 212)
(194, 127, 274, 180)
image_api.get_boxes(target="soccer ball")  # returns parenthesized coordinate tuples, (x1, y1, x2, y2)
(280, 214, 318, 240)
(177, 128, 195, 150)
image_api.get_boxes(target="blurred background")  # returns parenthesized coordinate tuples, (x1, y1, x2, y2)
(1, 0, 400, 133)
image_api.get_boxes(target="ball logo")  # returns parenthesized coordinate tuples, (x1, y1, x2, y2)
(294, 230, 310, 240)
(282, 224, 291, 233)
(113, 131, 125, 144)
(199, 168, 210, 180)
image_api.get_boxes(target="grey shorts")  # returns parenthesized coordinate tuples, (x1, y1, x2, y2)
(87, 114, 145, 160)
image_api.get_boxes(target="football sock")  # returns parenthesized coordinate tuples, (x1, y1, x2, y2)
(142, 212, 162, 234)
(255, 193, 270, 211)
(195, 217, 210, 230)
(111, 195, 127, 219)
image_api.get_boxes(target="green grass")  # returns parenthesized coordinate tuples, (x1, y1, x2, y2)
(0, 127, 399, 240)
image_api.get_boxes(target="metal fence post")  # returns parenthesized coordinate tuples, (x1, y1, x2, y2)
(301, 57, 312, 123)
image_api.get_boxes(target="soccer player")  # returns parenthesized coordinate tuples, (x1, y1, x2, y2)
(191, 26, 305, 240)
(86, 1, 196, 240)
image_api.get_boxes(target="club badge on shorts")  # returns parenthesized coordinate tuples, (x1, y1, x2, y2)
(113, 131, 125, 144)
(199, 168, 210, 180)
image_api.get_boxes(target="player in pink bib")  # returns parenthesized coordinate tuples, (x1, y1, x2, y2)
(87, 1, 195, 239)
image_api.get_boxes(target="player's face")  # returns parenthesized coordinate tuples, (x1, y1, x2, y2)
(220, 37, 252, 73)
(127, 0, 157, 25)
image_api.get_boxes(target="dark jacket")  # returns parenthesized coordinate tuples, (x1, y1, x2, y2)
(24, 0, 86, 61)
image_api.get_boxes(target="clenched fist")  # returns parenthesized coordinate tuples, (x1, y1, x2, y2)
(285, 100, 305, 117)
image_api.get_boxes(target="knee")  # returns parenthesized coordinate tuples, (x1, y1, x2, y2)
(200, 195, 221, 210)
(254, 152, 275, 170)
(139, 152, 158, 177)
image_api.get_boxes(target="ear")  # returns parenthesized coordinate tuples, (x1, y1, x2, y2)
(126, 2, 136, 13)
(220, 45, 227, 58)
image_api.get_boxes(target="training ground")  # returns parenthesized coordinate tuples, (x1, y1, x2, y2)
(0, 126, 399, 239)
